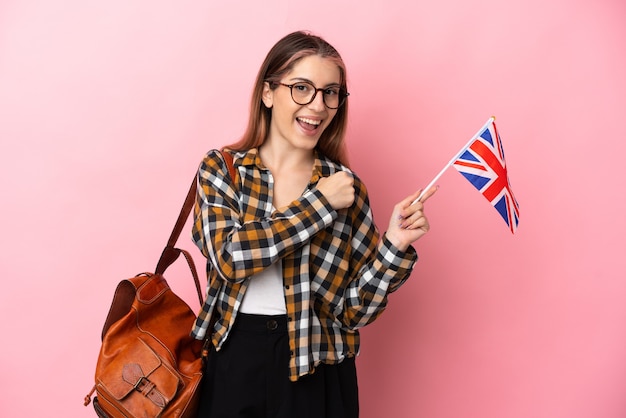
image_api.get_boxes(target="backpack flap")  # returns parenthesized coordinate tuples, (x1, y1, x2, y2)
(97, 337, 180, 416)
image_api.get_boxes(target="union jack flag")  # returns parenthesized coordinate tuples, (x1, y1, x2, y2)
(452, 121, 520, 233)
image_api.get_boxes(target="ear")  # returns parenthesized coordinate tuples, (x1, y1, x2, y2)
(261, 81, 273, 108)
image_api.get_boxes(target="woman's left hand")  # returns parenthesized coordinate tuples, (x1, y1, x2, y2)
(385, 186, 438, 252)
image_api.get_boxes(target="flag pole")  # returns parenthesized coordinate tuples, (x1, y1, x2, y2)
(411, 116, 496, 204)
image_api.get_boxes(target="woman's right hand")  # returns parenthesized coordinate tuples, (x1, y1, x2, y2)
(316, 171, 355, 210)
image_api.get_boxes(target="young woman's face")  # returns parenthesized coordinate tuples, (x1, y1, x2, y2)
(262, 55, 342, 152)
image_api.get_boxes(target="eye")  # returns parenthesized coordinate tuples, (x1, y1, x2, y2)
(293, 83, 312, 93)
(323, 87, 340, 97)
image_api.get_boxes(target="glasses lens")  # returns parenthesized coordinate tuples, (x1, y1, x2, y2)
(323, 87, 348, 109)
(291, 82, 315, 105)
(322, 87, 341, 109)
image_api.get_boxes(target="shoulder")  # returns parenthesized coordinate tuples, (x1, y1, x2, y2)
(200, 149, 224, 167)
(199, 148, 243, 172)
(197, 149, 236, 185)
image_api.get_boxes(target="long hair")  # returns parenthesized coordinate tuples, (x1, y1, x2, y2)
(228, 31, 350, 167)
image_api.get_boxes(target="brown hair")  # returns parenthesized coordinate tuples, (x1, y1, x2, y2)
(228, 31, 350, 166)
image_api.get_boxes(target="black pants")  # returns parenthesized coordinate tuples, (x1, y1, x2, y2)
(197, 314, 359, 418)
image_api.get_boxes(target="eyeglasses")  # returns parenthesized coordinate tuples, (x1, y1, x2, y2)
(276, 81, 349, 109)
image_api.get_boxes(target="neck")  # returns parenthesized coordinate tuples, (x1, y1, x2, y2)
(258, 143, 315, 172)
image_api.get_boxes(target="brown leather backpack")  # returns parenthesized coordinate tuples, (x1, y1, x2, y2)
(84, 150, 235, 417)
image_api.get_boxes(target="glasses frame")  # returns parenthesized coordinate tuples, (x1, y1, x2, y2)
(276, 81, 349, 109)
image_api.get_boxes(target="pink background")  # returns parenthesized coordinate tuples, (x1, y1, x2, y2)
(1, 1, 625, 417)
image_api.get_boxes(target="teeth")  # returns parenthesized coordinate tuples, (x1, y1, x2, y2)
(298, 117, 321, 126)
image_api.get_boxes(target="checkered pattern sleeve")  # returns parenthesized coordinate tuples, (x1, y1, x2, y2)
(336, 175, 418, 329)
(191, 150, 338, 283)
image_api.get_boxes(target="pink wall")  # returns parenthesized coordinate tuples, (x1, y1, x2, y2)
(1, 1, 625, 417)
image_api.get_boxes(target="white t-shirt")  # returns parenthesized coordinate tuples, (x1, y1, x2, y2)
(239, 259, 287, 315)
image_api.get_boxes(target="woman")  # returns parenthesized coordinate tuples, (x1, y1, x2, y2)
(192, 30, 436, 418)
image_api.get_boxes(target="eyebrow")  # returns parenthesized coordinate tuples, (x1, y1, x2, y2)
(288, 77, 342, 88)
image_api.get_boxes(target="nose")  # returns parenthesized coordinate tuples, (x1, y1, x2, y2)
(308, 89, 326, 111)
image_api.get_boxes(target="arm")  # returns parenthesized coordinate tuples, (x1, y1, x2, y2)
(333, 177, 417, 329)
(192, 150, 338, 283)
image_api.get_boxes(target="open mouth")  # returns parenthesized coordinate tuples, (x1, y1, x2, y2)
(297, 117, 322, 132)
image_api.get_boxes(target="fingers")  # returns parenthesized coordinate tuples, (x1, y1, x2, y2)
(387, 188, 436, 249)
(397, 186, 437, 230)
(400, 186, 437, 213)
(416, 185, 438, 204)
(316, 171, 355, 210)
(398, 204, 429, 230)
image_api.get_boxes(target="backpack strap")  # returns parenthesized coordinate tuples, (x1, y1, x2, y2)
(155, 149, 236, 304)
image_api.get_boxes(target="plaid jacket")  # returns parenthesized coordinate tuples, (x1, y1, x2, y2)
(191, 148, 418, 381)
